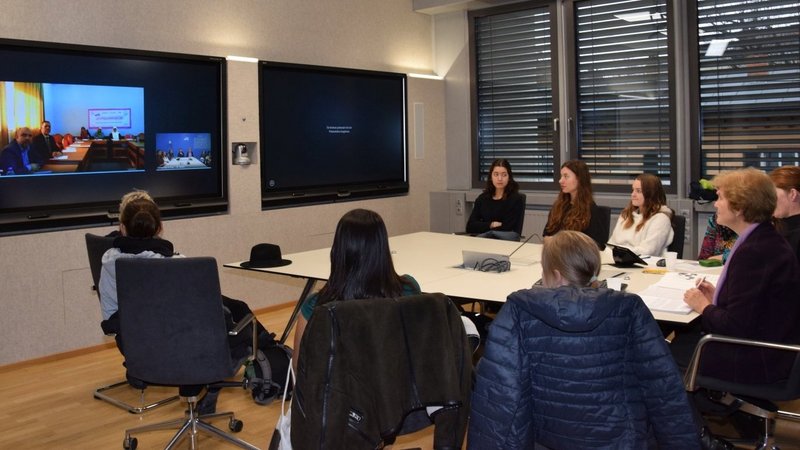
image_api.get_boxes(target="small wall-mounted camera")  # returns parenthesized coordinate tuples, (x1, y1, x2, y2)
(232, 142, 253, 165)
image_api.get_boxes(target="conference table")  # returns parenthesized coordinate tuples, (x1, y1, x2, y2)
(225, 231, 719, 344)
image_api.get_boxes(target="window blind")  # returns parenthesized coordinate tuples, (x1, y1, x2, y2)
(696, 0, 800, 176)
(574, 0, 672, 186)
(473, 6, 556, 184)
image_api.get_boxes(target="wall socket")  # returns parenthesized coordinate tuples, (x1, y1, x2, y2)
(455, 198, 464, 216)
(680, 209, 691, 242)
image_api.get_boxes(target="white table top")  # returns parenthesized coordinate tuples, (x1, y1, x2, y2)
(225, 231, 716, 324)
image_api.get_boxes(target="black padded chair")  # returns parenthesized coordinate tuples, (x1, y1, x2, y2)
(595, 205, 611, 250)
(667, 213, 686, 259)
(684, 333, 800, 449)
(117, 257, 258, 450)
(85, 233, 179, 414)
(292, 293, 472, 449)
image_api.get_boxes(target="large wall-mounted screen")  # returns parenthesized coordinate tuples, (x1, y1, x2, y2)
(259, 62, 408, 208)
(0, 39, 227, 234)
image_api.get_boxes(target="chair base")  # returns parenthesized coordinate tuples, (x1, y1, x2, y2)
(715, 391, 779, 450)
(94, 379, 180, 414)
(123, 396, 258, 450)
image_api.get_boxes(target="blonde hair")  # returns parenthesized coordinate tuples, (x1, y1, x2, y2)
(712, 168, 776, 223)
(541, 230, 601, 287)
(119, 190, 153, 223)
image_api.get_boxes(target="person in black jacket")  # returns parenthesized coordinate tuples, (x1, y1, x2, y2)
(469, 230, 700, 449)
(466, 158, 525, 241)
(543, 160, 609, 249)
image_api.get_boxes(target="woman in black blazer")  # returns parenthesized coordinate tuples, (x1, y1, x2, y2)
(682, 167, 800, 384)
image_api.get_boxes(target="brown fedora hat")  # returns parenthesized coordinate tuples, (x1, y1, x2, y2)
(241, 243, 291, 268)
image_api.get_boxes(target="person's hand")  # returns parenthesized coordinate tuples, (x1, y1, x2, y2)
(684, 287, 712, 313)
(695, 278, 715, 298)
(708, 254, 723, 261)
(490, 221, 502, 229)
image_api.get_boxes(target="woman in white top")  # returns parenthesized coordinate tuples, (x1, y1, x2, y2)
(608, 173, 674, 256)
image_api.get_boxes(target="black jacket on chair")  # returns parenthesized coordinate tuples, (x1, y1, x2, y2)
(291, 293, 472, 450)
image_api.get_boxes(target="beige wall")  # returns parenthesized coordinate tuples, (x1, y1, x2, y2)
(0, 0, 446, 365)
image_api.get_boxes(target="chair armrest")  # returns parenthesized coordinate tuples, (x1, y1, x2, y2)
(684, 333, 800, 391)
(228, 313, 255, 336)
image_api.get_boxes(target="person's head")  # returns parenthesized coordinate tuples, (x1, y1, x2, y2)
(484, 159, 519, 197)
(119, 190, 153, 215)
(81, 126, 87, 131)
(112, 127, 118, 132)
(541, 230, 601, 288)
(770, 166, 800, 219)
(321, 209, 402, 303)
(630, 173, 666, 211)
(559, 160, 593, 201)
(711, 167, 776, 229)
(119, 198, 161, 238)
(40, 121, 51, 135)
(14, 127, 32, 147)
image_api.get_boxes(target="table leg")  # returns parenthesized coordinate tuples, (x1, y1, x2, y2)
(279, 278, 317, 345)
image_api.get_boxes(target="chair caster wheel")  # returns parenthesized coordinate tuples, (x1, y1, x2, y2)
(123, 436, 137, 450)
(229, 418, 244, 432)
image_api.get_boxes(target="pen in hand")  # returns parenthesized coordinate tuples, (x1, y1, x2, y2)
(695, 276, 706, 288)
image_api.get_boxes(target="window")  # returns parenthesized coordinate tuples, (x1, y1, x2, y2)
(470, 3, 559, 187)
(568, 0, 674, 189)
(690, 0, 800, 178)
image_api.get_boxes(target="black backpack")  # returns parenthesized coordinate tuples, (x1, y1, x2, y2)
(244, 332, 293, 405)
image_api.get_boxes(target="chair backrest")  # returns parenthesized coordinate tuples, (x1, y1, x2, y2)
(596, 205, 612, 247)
(514, 192, 527, 236)
(293, 293, 471, 449)
(667, 213, 686, 258)
(85, 233, 116, 300)
(116, 257, 232, 386)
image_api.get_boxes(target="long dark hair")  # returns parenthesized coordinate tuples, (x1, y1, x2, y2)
(544, 160, 594, 233)
(316, 209, 406, 306)
(483, 158, 519, 198)
(620, 173, 670, 231)
(120, 198, 161, 238)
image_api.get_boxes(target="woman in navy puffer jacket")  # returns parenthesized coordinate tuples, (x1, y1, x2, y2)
(468, 231, 700, 449)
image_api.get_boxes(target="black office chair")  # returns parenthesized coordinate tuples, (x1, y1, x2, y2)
(292, 293, 472, 449)
(596, 205, 611, 250)
(117, 257, 259, 450)
(667, 212, 686, 259)
(684, 333, 800, 449)
(85, 233, 179, 414)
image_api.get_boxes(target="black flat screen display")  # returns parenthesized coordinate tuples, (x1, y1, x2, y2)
(259, 62, 408, 207)
(0, 39, 226, 234)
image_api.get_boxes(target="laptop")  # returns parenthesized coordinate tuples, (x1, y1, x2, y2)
(461, 250, 511, 273)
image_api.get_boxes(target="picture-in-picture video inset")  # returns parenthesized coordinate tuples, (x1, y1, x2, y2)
(155, 133, 213, 171)
(0, 81, 145, 176)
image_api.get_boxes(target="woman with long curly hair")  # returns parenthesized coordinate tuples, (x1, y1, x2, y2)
(543, 160, 609, 249)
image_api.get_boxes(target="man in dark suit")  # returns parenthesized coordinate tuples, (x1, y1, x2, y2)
(30, 120, 62, 164)
(0, 127, 35, 175)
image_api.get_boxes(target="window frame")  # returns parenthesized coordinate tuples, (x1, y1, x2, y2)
(564, 0, 679, 194)
(468, 0, 562, 190)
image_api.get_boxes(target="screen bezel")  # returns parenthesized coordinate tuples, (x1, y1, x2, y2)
(258, 61, 409, 209)
(0, 38, 228, 235)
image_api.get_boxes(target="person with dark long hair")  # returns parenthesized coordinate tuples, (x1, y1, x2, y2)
(543, 160, 609, 249)
(293, 209, 421, 363)
(771, 166, 800, 262)
(466, 159, 526, 241)
(608, 173, 674, 256)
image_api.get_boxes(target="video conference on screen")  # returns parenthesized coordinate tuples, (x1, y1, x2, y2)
(0, 81, 211, 177)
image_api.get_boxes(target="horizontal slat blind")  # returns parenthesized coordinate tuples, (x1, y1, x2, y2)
(475, 6, 556, 183)
(697, 0, 800, 176)
(575, 0, 672, 186)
